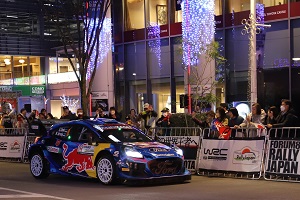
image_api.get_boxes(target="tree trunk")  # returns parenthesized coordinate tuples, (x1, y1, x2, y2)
(80, 78, 89, 116)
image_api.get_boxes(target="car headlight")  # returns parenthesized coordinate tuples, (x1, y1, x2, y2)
(175, 147, 183, 156)
(124, 147, 143, 158)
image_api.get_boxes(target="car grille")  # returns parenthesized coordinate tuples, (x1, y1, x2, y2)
(147, 158, 183, 175)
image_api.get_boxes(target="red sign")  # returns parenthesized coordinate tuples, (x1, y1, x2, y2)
(264, 4, 288, 21)
(291, 2, 300, 17)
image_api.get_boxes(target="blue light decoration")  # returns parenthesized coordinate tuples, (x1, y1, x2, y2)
(86, 17, 112, 79)
(147, 23, 162, 70)
(181, 0, 215, 66)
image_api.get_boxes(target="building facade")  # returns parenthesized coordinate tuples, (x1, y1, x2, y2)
(112, 0, 300, 118)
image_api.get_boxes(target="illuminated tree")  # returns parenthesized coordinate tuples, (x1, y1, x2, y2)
(45, 0, 111, 115)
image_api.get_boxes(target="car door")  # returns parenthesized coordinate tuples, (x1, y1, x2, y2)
(60, 125, 98, 176)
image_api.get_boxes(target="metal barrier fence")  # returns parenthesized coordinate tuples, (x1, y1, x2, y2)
(146, 127, 202, 173)
(264, 127, 300, 182)
(198, 127, 267, 180)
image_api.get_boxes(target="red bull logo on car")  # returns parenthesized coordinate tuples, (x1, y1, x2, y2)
(62, 143, 95, 173)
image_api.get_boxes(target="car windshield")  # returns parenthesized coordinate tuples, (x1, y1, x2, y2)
(99, 128, 152, 143)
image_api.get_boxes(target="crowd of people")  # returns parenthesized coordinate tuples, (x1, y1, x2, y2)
(0, 99, 298, 138)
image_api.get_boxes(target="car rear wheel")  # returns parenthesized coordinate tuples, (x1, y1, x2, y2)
(96, 156, 117, 185)
(30, 153, 49, 179)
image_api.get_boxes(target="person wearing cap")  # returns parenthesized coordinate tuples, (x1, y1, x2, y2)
(138, 103, 158, 131)
(60, 106, 77, 120)
(156, 107, 172, 136)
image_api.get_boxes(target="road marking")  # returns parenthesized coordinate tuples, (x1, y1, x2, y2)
(0, 187, 73, 200)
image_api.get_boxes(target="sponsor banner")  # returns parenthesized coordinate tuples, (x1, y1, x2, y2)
(184, 159, 196, 171)
(199, 139, 264, 172)
(266, 140, 300, 175)
(0, 136, 25, 158)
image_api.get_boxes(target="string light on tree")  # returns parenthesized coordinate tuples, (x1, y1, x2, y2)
(60, 94, 80, 113)
(86, 17, 112, 79)
(147, 23, 162, 70)
(181, 0, 215, 66)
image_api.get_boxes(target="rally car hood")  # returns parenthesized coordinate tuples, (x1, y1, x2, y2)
(122, 142, 180, 158)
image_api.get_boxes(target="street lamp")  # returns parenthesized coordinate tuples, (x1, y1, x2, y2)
(241, 0, 271, 104)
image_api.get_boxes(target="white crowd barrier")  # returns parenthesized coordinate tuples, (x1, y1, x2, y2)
(0, 128, 27, 162)
(197, 127, 266, 179)
(264, 127, 300, 182)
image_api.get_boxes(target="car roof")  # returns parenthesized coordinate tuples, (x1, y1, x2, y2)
(50, 118, 130, 131)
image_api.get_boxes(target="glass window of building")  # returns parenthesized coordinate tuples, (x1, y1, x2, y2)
(151, 78, 171, 115)
(49, 57, 77, 74)
(145, 0, 168, 25)
(0, 56, 13, 84)
(125, 0, 145, 30)
(215, 0, 223, 15)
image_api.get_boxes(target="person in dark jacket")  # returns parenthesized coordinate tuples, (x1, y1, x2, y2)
(156, 107, 172, 136)
(76, 108, 89, 120)
(264, 106, 279, 126)
(94, 107, 108, 119)
(267, 99, 298, 138)
(60, 106, 77, 120)
(228, 107, 244, 127)
(108, 107, 121, 121)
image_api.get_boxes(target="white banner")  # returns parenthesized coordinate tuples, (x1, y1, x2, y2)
(157, 136, 200, 148)
(265, 140, 300, 175)
(199, 139, 264, 172)
(0, 136, 25, 158)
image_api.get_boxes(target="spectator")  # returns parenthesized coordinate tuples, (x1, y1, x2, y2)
(192, 110, 215, 129)
(138, 103, 158, 131)
(228, 107, 244, 127)
(238, 103, 266, 128)
(46, 113, 54, 119)
(60, 106, 77, 120)
(94, 107, 108, 119)
(209, 107, 230, 139)
(220, 102, 230, 119)
(125, 109, 140, 128)
(28, 110, 37, 123)
(40, 108, 47, 119)
(16, 108, 29, 132)
(38, 113, 46, 120)
(264, 106, 279, 126)
(267, 99, 298, 129)
(76, 108, 89, 120)
(156, 107, 172, 136)
(1, 113, 13, 134)
(108, 107, 121, 121)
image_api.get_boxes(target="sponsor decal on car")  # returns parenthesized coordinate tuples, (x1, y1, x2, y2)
(77, 144, 94, 155)
(47, 146, 61, 154)
(61, 143, 95, 173)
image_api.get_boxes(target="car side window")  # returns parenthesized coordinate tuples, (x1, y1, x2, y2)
(52, 126, 70, 140)
(78, 126, 101, 144)
(67, 125, 83, 142)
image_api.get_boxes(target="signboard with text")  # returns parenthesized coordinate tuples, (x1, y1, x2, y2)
(265, 140, 300, 175)
(199, 139, 264, 172)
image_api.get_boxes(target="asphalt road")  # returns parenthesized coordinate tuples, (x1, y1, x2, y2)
(0, 161, 300, 200)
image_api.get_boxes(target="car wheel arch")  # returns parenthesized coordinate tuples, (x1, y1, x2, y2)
(28, 146, 44, 160)
(94, 150, 113, 166)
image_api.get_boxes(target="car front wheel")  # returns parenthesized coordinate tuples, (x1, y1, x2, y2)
(96, 156, 117, 185)
(30, 153, 49, 179)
